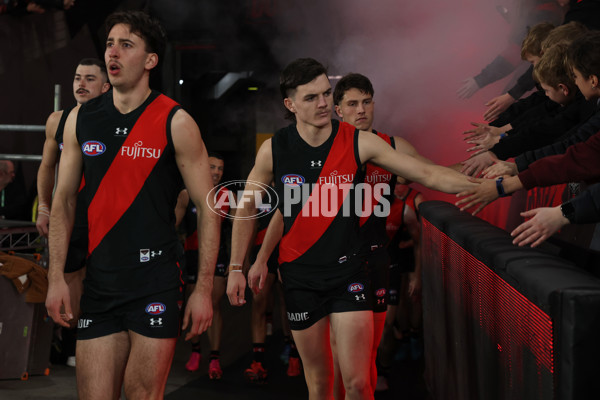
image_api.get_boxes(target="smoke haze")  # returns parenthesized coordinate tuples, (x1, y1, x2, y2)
(266, 0, 531, 200)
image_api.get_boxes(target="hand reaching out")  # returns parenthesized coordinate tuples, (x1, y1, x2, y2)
(483, 93, 515, 122)
(466, 132, 501, 155)
(483, 160, 517, 178)
(460, 151, 497, 177)
(455, 177, 498, 215)
(510, 206, 569, 247)
(457, 77, 480, 99)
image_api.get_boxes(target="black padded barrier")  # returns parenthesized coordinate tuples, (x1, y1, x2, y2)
(420, 201, 600, 400)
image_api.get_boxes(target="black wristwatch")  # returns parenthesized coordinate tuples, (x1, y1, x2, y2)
(560, 201, 575, 223)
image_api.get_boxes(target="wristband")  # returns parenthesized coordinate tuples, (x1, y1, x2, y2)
(560, 201, 575, 223)
(228, 264, 242, 273)
(495, 177, 508, 197)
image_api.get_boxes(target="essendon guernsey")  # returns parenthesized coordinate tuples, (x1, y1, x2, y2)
(76, 90, 184, 307)
(272, 119, 365, 267)
(358, 130, 396, 250)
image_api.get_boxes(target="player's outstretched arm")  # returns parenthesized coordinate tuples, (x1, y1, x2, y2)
(359, 131, 479, 194)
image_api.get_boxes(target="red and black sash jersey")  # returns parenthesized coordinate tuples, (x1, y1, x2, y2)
(386, 188, 420, 260)
(76, 89, 184, 303)
(358, 130, 397, 250)
(54, 104, 76, 152)
(183, 187, 230, 252)
(54, 104, 87, 224)
(272, 119, 364, 267)
(254, 193, 277, 247)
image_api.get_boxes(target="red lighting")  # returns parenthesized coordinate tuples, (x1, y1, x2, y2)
(423, 219, 554, 397)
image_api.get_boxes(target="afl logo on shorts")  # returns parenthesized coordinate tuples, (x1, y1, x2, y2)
(282, 174, 305, 187)
(348, 283, 364, 293)
(375, 288, 386, 297)
(145, 302, 166, 315)
(82, 140, 106, 156)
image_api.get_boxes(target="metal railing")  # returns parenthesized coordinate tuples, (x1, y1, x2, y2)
(1, 84, 60, 163)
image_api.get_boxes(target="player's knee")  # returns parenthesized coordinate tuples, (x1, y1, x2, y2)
(124, 380, 163, 400)
(343, 374, 371, 397)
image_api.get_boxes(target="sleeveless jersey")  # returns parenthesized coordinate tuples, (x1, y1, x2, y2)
(76, 90, 184, 306)
(54, 104, 76, 151)
(386, 188, 420, 260)
(254, 193, 277, 246)
(55, 104, 87, 229)
(272, 119, 364, 269)
(358, 130, 397, 250)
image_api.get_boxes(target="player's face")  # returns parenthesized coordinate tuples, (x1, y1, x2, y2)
(0, 162, 15, 186)
(72, 64, 109, 104)
(335, 88, 375, 131)
(572, 67, 597, 101)
(105, 23, 156, 89)
(208, 157, 224, 186)
(540, 82, 569, 105)
(287, 74, 333, 128)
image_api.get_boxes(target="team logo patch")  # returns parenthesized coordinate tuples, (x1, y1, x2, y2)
(59, 143, 64, 151)
(348, 283, 364, 293)
(282, 174, 305, 187)
(82, 140, 106, 156)
(140, 249, 150, 262)
(145, 302, 166, 315)
(375, 288, 386, 297)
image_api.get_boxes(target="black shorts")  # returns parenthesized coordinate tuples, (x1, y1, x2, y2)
(249, 245, 278, 275)
(185, 245, 228, 283)
(77, 287, 184, 340)
(366, 248, 390, 313)
(280, 258, 372, 331)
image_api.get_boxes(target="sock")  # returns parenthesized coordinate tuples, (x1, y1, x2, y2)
(209, 350, 220, 361)
(253, 343, 265, 363)
(191, 341, 202, 353)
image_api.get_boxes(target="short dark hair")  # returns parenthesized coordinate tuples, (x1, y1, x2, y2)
(207, 151, 225, 161)
(566, 31, 600, 80)
(279, 58, 328, 120)
(105, 11, 167, 62)
(333, 73, 374, 106)
(78, 58, 108, 83)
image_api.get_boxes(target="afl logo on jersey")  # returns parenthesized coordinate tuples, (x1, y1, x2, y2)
(348, 283, 364, 293)
(282, 174, 305, 187)
(145, 302, 166, 315)
(82, 141, 106, 156)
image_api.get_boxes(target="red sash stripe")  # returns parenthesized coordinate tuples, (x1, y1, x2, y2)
(278, 124, 358, 264)
(87, 95, 177, 255)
